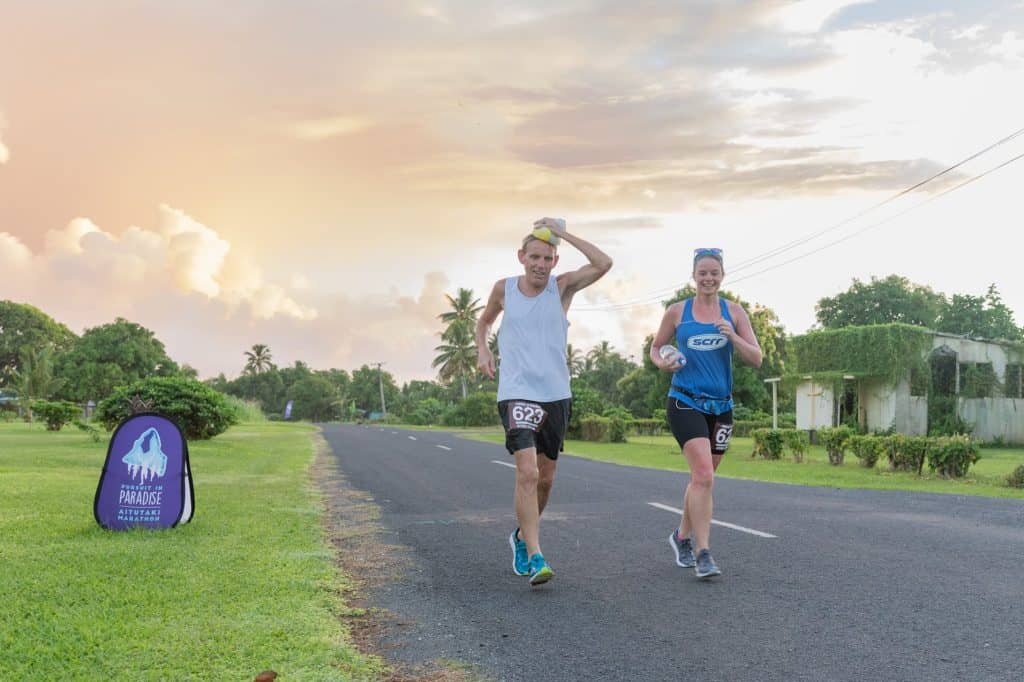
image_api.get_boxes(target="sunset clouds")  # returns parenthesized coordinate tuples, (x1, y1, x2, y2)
(2, 1, 1023, 380)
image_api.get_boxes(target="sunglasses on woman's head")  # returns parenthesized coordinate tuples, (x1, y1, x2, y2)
(693, 247, 723, 258)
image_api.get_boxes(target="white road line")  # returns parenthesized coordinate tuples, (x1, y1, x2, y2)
(647, 502, 777, 539)
(436, 445, 452, 451)
(408, 436, 417, 441)
(491, 460, 517, 469)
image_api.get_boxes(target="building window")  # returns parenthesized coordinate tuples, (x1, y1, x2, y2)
(1006, 364, 1023, 399)
(960, 362, 997, 398)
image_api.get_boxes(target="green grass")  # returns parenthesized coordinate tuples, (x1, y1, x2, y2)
(0, 421, 382, 681)
(465, 432, 1024, 499)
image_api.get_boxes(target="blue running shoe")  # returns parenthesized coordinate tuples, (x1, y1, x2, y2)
(528, 553, 553, 586)
(509, 528, 530, 576)
(668, 531, 696, 568)
(694, 549, 722, 579)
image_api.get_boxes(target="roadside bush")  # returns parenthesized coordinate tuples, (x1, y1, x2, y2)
(405, 398, 445, 426)
(95, 376, 239, 440)
(751, 428, 784, 460)
(630, 418, 664, 436)
(926, 434, 981, 478)
(31, 400, 80, 431)
(818, 425, 854, 466)
(781, 429, 809, 463)
(884, 434, 929, 473)
(222, 395, 266, 423)
(734, 418, 772, 437)
(441, 392, 500, 427)
(1006, 464, 1024, 489)
(580, 416, 611, 442)
(848, 434, 885, 468)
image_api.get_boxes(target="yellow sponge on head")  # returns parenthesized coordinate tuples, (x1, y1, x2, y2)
(531, 227, 561, 246)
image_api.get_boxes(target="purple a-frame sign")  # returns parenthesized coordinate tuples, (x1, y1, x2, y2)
(94, 412, 194, 530)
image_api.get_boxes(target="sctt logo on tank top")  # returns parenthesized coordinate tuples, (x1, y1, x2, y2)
(686, 334, 728, 351)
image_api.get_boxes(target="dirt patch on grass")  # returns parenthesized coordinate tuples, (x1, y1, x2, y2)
(311, 433, 488, 682)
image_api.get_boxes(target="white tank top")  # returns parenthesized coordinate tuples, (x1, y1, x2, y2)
(496, 275, 572, 402)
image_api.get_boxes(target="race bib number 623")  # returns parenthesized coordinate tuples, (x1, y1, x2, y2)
(510, 401, 547, 432)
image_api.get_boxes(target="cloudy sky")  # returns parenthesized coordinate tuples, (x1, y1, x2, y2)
(2, 1, 1023, 382)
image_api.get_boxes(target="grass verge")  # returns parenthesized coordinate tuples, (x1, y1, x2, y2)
(464, 432, 1024, 499)
(0, 421, 383, 681)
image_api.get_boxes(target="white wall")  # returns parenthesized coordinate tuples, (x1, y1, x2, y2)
(959, 398, 1024, 443)
(796, 380, 835, 430)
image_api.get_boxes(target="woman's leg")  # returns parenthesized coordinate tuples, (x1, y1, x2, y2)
(680, 437, 715, 551)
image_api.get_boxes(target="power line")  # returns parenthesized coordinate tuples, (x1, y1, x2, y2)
(575, 127, 1024, 312)
(726, 148, 1024, 286)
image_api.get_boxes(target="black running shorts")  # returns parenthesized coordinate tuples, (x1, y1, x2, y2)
(666, 398, 734, 455)
(498, 398, 572, 460)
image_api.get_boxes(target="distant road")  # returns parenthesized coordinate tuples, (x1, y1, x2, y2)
(320, 424, 1024, 682)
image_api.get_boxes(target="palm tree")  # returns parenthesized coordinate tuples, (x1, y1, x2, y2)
(434, 289, 483, 398)
(566, 343, 585, 378)
(432, 324, 477, 399)
(586, 340, 614, 370)
(244, 344, 274, 374)
(439, 289, 483, 341)
(10, 346, 65, 421)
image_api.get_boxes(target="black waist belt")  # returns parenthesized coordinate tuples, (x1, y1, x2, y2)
(676, 387, 732, 402)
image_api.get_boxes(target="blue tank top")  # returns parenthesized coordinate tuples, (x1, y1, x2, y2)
(668, 298, 734, 415)
(496, 276, 572, 402)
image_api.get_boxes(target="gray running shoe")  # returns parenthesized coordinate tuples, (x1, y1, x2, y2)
(668, 531, 696, 568)
(694, 549, 722, 579)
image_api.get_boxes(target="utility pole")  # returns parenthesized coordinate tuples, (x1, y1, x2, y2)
(374, 362, 387, 417)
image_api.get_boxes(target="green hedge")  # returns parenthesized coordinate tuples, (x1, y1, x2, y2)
(751, 428, 785, 459)
(848, 434, 885, 468)
(579, 416, 628, 443)
(818, 426, 855, 466)
(782, 429, 809, 463)
(629, 418, 664, 436)
(926, 434, 980, 478)
(30, 400, 80, 431)
(95, 376, 239, 440)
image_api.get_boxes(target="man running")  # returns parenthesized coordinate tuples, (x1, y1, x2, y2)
(476, 217, 613, 586)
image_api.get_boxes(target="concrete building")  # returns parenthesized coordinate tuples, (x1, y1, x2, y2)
(795, 331, 1024, 443)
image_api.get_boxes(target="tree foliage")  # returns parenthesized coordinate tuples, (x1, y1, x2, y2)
(815, 275, 944, 329)
(817, 276, 1022, 341)
(433, 288, 482, 399)
(285, 375, 341, 422)
(0, 301, 75, 388)
(349, 364, 400, 414)
(243, 344, 275, 374)
(56, 318, 179, 402)
(936, 284, 1022, 341)
(96, 376, 238, 440)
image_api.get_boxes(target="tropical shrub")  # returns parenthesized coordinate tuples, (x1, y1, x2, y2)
(818, 425, 854, 466)
(751, 428, 785, 460)
(848, 434, 885, 468)
(781, 429, 809, 463)
(926, 435, 980, 478)
(95, 376, 239, 440)
(31, 400, 80, 431)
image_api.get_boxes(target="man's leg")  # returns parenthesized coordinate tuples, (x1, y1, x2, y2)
(536, 453, 558, 515)
(513, 446, 542, 557)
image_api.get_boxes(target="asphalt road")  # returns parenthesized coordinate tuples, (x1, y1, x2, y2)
(319, 424, 1024, 682)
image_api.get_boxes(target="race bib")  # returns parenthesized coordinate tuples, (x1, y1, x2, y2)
(712, 422, 734, 451)
(509, 401, 548, 432)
